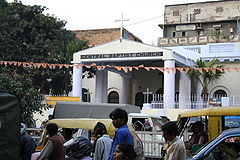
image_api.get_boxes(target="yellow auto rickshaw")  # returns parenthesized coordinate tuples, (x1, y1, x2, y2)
(177, 107, 240, 142)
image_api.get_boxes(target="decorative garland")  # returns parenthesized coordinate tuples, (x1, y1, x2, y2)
(0, 60, 239, 74)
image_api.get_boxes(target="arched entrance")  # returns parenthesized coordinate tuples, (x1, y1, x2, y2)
(213, 89, 227, 97)
(108, 91, 119, 103)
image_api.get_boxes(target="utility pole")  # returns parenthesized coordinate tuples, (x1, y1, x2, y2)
(115, 13, 129, 42)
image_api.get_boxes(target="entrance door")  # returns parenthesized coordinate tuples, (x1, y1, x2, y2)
(135, 92, 144, 109)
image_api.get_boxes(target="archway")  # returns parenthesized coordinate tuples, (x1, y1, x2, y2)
(213, 89, 227, 97)
(108, 91, 119, 103)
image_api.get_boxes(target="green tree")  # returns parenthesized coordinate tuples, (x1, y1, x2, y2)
(0, 0, 90, 123)
(187, 58, 224, 99)
(0, 67, 43, 124)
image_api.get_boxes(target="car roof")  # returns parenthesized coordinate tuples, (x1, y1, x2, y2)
(221, 127, 240, 135)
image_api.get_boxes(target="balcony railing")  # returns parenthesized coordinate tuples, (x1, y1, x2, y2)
(158, 34, 240, 47)
(143, 94, 240, 109)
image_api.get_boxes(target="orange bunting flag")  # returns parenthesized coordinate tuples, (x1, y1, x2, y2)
(216, 68, 224, 72)
(91, 63, 96, 66)
(150, 67, 156, 70)
(134, 67, 139, 70)
(42, 63, 47, 68)
(115, 66, 122, 71)
(203, 68, 210, 72)
(17, 62, 22, 66)
(234, 68, 239, 72)
(211, 68, 216, 74)
(97, 66, 103, 70)
(157, 67, 164, 72)
(122, 67, 128, 73)
(138, 65, 144, 68)
(8, 61, 14, 66)
(85, 65, 91, 68)
(13, 61, 18, 66)
(35, 63, 42, 68)
(64, 64, 71, 69)
(184, 68, 190, 73)
(225, 68, 231, 72)
(3, 61, 8, 66)
(145, 67, 150, 71)
(196, 68, 203, 74)
(176, 68, 184, 73)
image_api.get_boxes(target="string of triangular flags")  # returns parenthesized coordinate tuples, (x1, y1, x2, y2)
(0, 60, 239, 74)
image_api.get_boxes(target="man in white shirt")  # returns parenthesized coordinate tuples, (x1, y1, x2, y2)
(161, 122, 186, 160)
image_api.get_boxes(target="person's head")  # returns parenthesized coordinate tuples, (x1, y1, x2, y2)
(46, 123, 58, 136)
(193, 121, 204, 133)
(113, 143, 136, 160)
(93, 122, 108, 138)
(109, 108, 128, 128)
(66, 136, 92, 158)
(161, 121, 178, 141)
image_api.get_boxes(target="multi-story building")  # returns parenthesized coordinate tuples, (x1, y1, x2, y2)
(158, 0, 240, 107)
(158, 0, 240, 47)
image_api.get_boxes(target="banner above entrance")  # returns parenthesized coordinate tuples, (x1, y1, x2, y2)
(80, 52, 163, 60)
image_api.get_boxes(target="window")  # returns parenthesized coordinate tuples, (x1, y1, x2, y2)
(216, 7, 223, 13)
(108, 91, 119, 103)
(213, 89, 227, 98)
(194, 9, 201, 14)
(172, 31, 176, 37)
(198, 31, 203, 36)
(181, 31, 186, 37)
(203, 136, 240, 160)
(224, 116, 240, 129)
(173, 10, 180, 16)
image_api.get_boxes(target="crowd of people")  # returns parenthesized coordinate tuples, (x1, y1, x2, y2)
(20, 108, 207, 160)
(20, 108, 137, 160)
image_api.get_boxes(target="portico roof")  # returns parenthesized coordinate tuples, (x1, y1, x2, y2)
(73, 39, 173, 63)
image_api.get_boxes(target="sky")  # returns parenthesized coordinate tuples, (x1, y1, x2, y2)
(7, 0, 218, 45)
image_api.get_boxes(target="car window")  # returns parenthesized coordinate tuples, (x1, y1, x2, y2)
(201, 136, 240, 160)
(224, 116, 240, 130)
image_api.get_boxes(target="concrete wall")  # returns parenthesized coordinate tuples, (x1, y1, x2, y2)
(208, 62, 240, 96)
(165, 0, 240, 24)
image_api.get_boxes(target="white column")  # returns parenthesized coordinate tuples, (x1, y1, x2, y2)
(179, 72, 191, 109)
(120, 76, 128, 104)
(102, 70, 108, 103)
(72, 64, 83, 100)
(95, 70, 108, 103)
(95, 70, 103, 103)
(164, 60, 175, 109)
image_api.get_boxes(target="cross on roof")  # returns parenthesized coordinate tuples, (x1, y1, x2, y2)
(115, 13, 129, 41)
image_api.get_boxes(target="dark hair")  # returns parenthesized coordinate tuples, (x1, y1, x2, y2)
(46, 123, 58, 134)
(109, 108, 128, 124)
(118, 143, 136, 160)
(194, 121, 204, 130)
(93, 122, 108, 137)
(161, 121, 178, 136)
